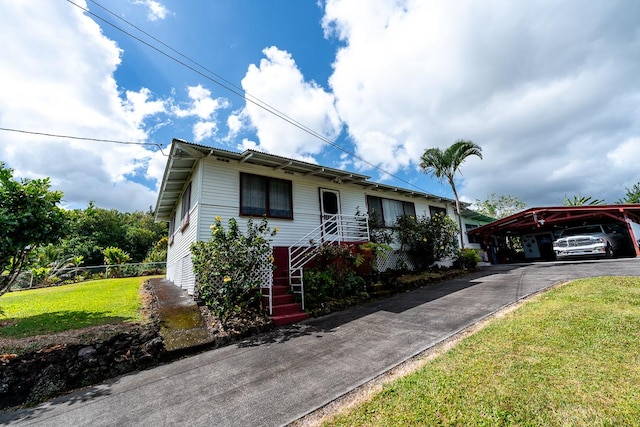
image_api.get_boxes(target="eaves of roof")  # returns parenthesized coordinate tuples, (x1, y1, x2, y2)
(154, 138, 456, 221)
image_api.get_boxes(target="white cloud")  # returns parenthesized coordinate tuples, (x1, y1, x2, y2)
(322, 0, 640, 205)
(234, 46, 343, 161)
(0, 1, 161, 211)
(172, 84, 229, 142)
(134, 0, 170, 21)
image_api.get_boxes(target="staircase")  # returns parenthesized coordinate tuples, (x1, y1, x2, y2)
(262, 214, 369, 326)
(261, 284, 308, 326)
(262, 215, 369, 326)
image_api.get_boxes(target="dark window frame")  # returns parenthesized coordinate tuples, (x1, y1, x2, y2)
(429, 205, 447, 218)
(465, 223, 481, 244)
(179, 182, 192, 232)
(366, 195, 416, 227)
(240, 173, 293, 219)
(169, 215, 176, 245)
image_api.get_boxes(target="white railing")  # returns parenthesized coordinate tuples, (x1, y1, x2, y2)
(287, 214, 369, 310)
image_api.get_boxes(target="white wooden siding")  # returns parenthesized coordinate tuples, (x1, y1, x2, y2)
(165, 155, 460, 292)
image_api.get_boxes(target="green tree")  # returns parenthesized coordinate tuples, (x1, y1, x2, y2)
(60, 204, 166, 266)
(0, 163, 69, 295)
(420, 140, 483, 249)
(617, 182, 640, 204)
(474, 193, 527, 219)
(563, 194, 605, 206)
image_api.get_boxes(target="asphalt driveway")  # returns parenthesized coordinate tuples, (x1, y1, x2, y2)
(2, 258, 639, 427)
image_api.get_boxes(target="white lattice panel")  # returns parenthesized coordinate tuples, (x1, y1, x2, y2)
(376, 250, 415, 272)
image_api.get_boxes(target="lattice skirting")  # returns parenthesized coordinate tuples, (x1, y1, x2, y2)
(375, 250, 416, 272)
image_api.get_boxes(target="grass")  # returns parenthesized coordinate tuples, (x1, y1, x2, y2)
(0, 277, 146, 338)
(326, 276, 640, 426)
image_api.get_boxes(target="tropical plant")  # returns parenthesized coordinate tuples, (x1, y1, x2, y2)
(103, 246, 131, 278)
(617, 182, 640, 204)
(420, 140, 483, 248)
(0, 162, 69, 296)
(563, 194, 605, 206)
(191, 216, 277, 322)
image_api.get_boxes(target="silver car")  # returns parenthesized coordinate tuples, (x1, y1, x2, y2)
(553, 224, 628, 258)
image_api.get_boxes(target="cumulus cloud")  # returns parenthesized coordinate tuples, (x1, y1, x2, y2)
(0, 1, 160, 211)
(322, 0, 640, 205)
(172, 85, 229, 142)
(134, 0, 170, 21)
(231, 46, 343, 161)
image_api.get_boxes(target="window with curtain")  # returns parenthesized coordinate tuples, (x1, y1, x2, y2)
(240, 173, 293, 219)
(366, 195, 416, 227)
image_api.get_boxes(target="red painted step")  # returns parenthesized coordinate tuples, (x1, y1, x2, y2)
(262, 284, 308, 326)
(262, 293, 295, 306)
(271, 302, 304, 317)
(272, 312, 308, 327)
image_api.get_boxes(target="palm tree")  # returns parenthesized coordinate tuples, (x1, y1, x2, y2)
(563, 194, 605, 206)
(420, 140, 483, 249)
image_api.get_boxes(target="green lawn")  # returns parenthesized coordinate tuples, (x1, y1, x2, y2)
(327, 276, 640, 426)
(0, 277, 146, 338)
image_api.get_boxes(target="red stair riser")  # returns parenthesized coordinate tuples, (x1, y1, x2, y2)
(262, 294, 295, 306)
(272, 312, 308, 326)
(271, 303, 304, 317)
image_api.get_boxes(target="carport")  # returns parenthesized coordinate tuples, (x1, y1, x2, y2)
(468, 204, 640, 263)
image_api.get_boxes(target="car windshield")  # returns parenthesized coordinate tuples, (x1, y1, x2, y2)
(562, 225, 602, 236)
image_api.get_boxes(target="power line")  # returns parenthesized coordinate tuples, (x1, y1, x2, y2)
(0, 127, 168, 155)
(66, 0, 432, 194)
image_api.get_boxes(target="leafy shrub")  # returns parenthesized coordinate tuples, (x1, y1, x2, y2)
(455, 248, 481, 269)
(396, 214, 459, 270)
(102, 246, 131, 278)
(191, 216, 277, 322)
(303, 243, 367, 310)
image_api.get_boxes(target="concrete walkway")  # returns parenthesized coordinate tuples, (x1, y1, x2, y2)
(2, 259, 639, 426)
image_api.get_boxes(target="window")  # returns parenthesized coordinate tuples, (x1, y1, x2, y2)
(240, 173, 293, 219)
(465, 223, 481, 244)
(429, 205, 447, 218)
(366, 195, 416, 227)
(180, 182, 191, 231)
(169, 215, 176, 245)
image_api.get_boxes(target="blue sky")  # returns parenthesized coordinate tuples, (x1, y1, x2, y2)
(1, 0, 639, 212)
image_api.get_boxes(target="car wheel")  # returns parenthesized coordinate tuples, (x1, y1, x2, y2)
(605, 244, 614, 258)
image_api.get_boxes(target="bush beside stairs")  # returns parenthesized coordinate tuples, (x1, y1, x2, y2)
(262, 279, 308, 326)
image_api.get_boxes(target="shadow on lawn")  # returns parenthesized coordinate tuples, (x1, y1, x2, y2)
(0, 311, 130, 338)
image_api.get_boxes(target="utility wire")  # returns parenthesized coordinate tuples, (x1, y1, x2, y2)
(66, 0, 434, 195)
(0, 127, 168, 155)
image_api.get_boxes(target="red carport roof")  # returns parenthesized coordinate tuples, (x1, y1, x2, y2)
(468, 204, 640, 236)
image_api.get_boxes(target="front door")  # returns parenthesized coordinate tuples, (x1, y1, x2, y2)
(320, 189, 341, 239)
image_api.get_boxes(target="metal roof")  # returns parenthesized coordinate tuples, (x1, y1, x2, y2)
(468, 205, 640, 236)
(154, 139, 462, 222)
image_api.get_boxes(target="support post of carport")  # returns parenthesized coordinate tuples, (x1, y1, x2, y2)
(621, 210, 640, 256)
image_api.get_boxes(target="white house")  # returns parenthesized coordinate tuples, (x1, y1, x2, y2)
(154, 139, 487, 324)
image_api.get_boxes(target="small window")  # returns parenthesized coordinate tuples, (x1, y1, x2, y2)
(429, 205, 447, 218)
(366, 195, 416, 227)
(180, 182, 192, 231)
(169, 215, 176, 245)
(465, 223, 481, 244)
(240, 173, 293, 219)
